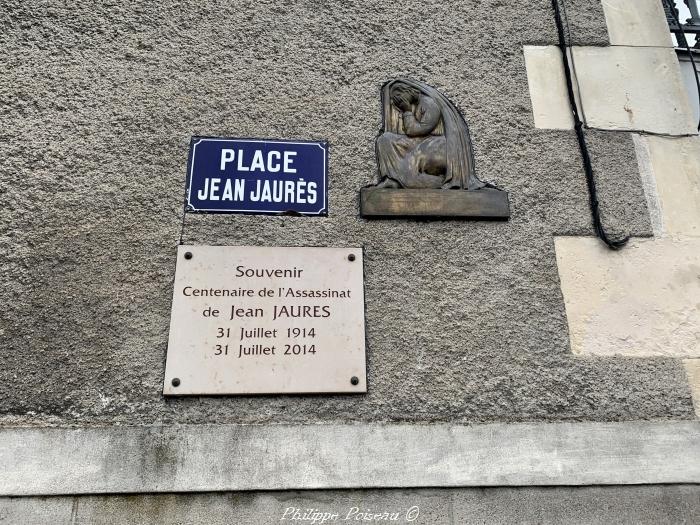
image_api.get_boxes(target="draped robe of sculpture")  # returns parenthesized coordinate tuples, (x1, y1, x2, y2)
(375, 79, 488, 190)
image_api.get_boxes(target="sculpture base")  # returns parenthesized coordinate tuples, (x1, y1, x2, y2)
(360, 188, 510, 219)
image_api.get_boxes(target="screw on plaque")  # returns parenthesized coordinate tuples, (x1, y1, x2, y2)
(171, 378, 181, 387)
(348, 254, 356, 261)
(350, 376, 359, 385)
(184, 252, 193, 260)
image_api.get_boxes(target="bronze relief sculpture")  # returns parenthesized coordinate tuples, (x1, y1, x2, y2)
(361, 79, 510, 218)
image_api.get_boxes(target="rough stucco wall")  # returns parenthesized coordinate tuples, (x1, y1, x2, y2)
(2, 486, 699, 525)
(0, 0, 694, 426)
(687, 360, 700, 418)
(554, 0, 611, 46)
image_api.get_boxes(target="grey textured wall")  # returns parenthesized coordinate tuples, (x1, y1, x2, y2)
(0, 0, 695, 426)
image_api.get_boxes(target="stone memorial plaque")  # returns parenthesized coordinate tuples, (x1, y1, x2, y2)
(163, 245, 367, 395)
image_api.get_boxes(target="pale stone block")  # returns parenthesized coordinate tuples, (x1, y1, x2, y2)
(685, 359, 700, 418)
(633, 134, 664, 237)
(523, 45, 574, 130)
(678, 55, 700, 124)
(571, 47, 696, 135)
(555, 237, 700, 357)
(642, 135, 700, 238)
(602, 0, 674, 47)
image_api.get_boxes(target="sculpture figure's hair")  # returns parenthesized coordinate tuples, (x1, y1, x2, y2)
(389, 83, 420, 102)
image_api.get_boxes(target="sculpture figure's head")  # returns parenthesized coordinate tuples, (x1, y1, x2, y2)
(390, 82, 420, 109)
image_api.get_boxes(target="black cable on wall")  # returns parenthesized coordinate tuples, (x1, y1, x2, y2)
(551, 0, 629, 250)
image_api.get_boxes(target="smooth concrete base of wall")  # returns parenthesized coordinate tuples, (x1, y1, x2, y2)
(1, 486, 698, 525)
(1, 422, 698, 496)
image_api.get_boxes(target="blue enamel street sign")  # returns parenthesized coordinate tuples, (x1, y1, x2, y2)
(186, 137, 328, 215)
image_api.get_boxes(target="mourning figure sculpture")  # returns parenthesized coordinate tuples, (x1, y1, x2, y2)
(361, 79, 509, 218)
